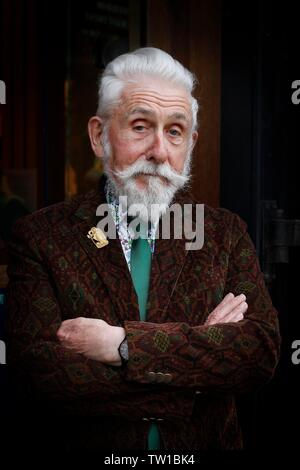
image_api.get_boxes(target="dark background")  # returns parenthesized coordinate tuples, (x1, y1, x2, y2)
(0, 0, 299, 454)
(221, 1, 300, 451)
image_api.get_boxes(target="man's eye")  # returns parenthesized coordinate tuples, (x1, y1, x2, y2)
(133, 125, 146, 132)
(169, 128, 181, 137)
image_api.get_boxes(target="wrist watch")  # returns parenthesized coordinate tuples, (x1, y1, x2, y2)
(118, 337, 129, 365)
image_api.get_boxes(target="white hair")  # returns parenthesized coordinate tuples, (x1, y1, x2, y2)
(97, 47, 199, 131)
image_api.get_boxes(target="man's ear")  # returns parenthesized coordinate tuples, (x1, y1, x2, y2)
(88, 116, 104, 158)
(191, 131, 198, 150)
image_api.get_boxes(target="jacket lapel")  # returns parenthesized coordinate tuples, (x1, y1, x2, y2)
(147, 196, 218, 323)
(70, 177, 140, 325)
(147, 237, 189, 323)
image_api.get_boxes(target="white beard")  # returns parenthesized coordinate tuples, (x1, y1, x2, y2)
(102, 127, 193, 224)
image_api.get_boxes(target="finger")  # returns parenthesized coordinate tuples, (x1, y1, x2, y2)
(222, 312, 244, 324)
(218, 292, 235, 307)
(207, 301, 248, 326)
(225, 312, 244, 323)
(57, 325, 66, 338)
(212, 294, 246, 322)
(207, 309, 244, 326)
(205, 294, 238, 324)
(221, 302, 248, 323)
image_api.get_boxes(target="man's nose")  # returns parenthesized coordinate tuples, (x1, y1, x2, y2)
(146, 131, 168, 163)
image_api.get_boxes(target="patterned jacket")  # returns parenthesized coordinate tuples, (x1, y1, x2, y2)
(5, 176, 281, 450)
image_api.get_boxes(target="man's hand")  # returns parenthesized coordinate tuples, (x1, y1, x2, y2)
(57, 317, 125, 366)
(205, 293, 247, 326)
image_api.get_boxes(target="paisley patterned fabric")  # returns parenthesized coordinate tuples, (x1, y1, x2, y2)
(5, 175, 281, 450)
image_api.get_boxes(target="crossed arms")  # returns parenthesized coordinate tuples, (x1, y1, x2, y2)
(5, 210, 281, 418)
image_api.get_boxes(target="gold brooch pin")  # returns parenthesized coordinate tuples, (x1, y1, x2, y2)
(87, 227, 109, 248)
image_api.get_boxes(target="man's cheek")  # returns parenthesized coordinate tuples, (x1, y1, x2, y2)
(114, 144, 140, 166)
(169, 153, 186, 173)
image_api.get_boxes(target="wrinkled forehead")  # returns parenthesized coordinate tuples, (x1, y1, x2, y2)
(118, 77, 193, 120)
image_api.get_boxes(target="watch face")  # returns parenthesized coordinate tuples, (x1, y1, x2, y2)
(119, 339, 129, 362)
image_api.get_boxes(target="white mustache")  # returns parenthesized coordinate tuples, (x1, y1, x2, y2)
(112, 159, 189, 188)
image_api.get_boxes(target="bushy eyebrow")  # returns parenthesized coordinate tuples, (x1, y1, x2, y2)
(125, 107, 155, 119)
(168, 112, 189, 123)
(126, 107, 189, 123)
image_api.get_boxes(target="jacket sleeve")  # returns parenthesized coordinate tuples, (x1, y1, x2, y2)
(124, 213, 281, 393)
(5, 218, 193, 419)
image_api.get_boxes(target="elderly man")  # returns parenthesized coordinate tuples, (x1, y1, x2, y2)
(6, 48, 280, 451)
